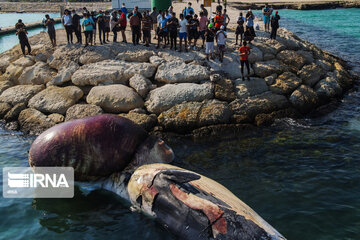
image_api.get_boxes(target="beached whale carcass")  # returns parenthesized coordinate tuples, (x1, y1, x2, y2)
(28, 114, 286, 240)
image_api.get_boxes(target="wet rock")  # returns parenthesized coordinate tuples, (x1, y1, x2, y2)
(4, 103, 26, 122)
(297, 63, 325, 87)
(71, 60, 156, 86)
(289, 85, 319, 113)
(0, 85, 44, 105)
(28, 86, 84, 114)
(214, 78, 236, 102)
(255, 108, 301, 126)
(158, 100, 231, 132)
(145, 83, 214, 114)
(5, 121, 19, 131)
(269, 72, 302, 95)
(253, 60, 287, 78)
(314, 73, 343, 102)
(18, 108, 55, 135)
(234, 77, 268, 98)
(117, 50, 155, 62)
(155, 61, 210, 84)
(65, 104, 103, 121)
(264, 74, 277, 86)
(86, 84, 144, 113)
(129, 74, 156, 98)
(119, 112, 157, 131)
(230, 92, 289, 119)
(48, 113, 65, 124)
(315, 59, 333, 72)
(276, 50, 306, 70)
(0, 102, 12, 118)
(18, 62, 56, 85)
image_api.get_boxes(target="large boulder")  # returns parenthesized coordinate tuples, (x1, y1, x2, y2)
(119, 112, 157, 131)
(18, 108, 56, 135)
(214, 78, 236, 102)
(276, 50, 306, 70)
(149, 56, 165, 67)
(0, 56, 11, 73)
(269, 72, 302, 95)
(316, 59, 333, 72)
(248, 46, 263, 63)
(158, 100, 232, 132)
(0, 102, 12, 118)
(296, 50, 314, 64)
(230, 91, 289, 120)
(48, 61, 79, 86)
(314, 73, 343, 102)
(78, 46, 115, 65)
(234, 78, 268, 98)
(253, 60, 287, 78)
(86, 84, 144, 113)
(65, 104, 103, 121)
(289, 85, 319, 113)
(158, 51, 202, 63)
(145, 83, 214, 114)
(2, 56, 35, 83)
(0, 85, 44, 105)
(18, 62, 56, 85)
(252, 39, 278, 55)
(48, 45, 84, 70)
(117, 50, 155, 62)
(0, 80, 13, 94)
(297, 63, 325, 87)
(71, 60, 156, 86)
(129, 74, 156, 98)
(28, 86, 84, 114)
(4, 103, 26, 122)
(155, 61, 210, 83)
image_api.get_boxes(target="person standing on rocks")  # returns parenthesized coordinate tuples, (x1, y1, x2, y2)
(82, 13, 95, 47)
(156, 11, 168, 49)
(245, 10, 255, 39)
(97, 11, 106, 45)
(62, 9, 73, 44)
(235, 12, 245, 45)
(205, 23, 216, 61)
(150, 7, 159, 40)
(104, 11, 111, 42)
(199, 11, 208, 50)
(270, 11, 280, 39)
(222, 8, 230, 31)
(71, 9, 82, 44)
(167, 12, 179, 51)
(119, 9, 127, 43)
(91, 11, 98, 45)
(15, 20, 31, 55)
(188, 13, 199, 50)
(141, 11, 153, 47)
(130, 11, 141, 46)
(44, 14, 56, 47)
(110, 11, 120, 43)
(238, 41, 251, 81)
(216, 25, 227, 63)
(262, 3, 271, 32)
(178, 13, 188, 52)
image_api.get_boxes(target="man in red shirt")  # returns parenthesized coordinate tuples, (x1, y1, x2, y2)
(119, 10, 127, 43)
(238, 41, 251, 81)
(214, 11, 224, 31)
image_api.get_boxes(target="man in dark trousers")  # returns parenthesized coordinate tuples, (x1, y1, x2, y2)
(270, 11, 280, 39)
(129, 11, 141, 45)
(72, 9, 82, 44)
(44, 14, 56, 47)
(15, 19, 31, 55)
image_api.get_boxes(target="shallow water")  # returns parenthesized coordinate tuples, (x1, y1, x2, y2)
(0, 8, 360, 240)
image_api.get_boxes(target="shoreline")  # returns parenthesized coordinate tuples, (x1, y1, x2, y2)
(0, 0, 359, 13)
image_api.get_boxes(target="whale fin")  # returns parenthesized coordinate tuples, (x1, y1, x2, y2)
(159, 169, 201, 184)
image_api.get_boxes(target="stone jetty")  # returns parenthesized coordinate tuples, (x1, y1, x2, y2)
(0, 28, 355, 137)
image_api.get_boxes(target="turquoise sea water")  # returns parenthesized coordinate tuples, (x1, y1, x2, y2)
(0, 13, 61, 53)
(0, 8, 360, 240)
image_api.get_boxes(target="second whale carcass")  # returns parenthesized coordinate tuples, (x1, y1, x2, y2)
(28, 115, 286, 240)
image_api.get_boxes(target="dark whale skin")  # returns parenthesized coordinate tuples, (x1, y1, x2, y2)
(29, 114, 148, 180)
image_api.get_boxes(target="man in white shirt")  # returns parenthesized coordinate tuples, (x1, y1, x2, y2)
(216, 25, 227, 62)
(178, 13, 188, 52)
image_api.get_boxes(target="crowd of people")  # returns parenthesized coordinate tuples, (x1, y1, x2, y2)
(14, 2, 282, 80)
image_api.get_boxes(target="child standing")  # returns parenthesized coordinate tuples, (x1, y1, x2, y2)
(238, 41, 251, 81)
(235, 12, 245, 45)
(216, 25, 227, 62)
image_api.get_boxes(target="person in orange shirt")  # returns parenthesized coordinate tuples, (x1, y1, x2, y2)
(238, 41, 251, 81)
(214, 11, 224, 31)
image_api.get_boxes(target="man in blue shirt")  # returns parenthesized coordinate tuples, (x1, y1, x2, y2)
(156, 12, 168, 49)
(82, 13, 95, 47)
(120, 3, 128, 16)
(183, 2, 194, 17)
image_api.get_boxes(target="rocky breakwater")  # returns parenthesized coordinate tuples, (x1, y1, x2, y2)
(0, 29, 355, 136)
